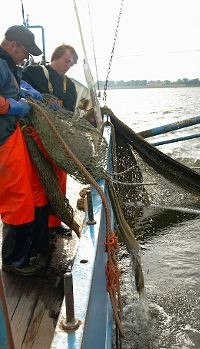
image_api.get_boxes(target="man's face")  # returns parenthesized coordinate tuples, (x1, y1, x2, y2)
(56, 49, 75, 74)
(10, 42, 29, 65)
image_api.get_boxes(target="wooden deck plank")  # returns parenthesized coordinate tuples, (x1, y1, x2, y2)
(30, 310, 55, 349)
(2, 273, 24, 317)
(11, 277, 44, 349)
(0, 233, 80, 349)
(0, 230, 64, 349)
(24, 235, 79, 349)
(21, 275, 63, 349)
(21, 299, 46, 349)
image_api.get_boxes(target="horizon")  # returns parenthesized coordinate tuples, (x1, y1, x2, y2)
(97, 77, 200, 83)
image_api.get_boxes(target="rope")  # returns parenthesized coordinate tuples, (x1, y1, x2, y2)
(87, 0, 100, 92)
(107, 178, 157, 186)
(106, 164, 136, 177)
(105, 232, 124, 337)
(88, 113, 145, 289)
(106, 178, 144, 293)
(27, 98, 125, 337)
(104, 118, 145, 294)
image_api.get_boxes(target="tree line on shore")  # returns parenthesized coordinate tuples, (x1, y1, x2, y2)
(97, 78, 200, 89)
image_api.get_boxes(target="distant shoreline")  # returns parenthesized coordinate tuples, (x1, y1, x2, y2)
(100, 85, 200, 90)
(97, 79, 200, 90)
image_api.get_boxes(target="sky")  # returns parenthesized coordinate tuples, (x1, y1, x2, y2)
(1, 0, 200, 85)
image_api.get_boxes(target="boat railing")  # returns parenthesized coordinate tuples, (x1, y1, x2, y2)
(50, 118, 113, 349)
(85, 189, 96, 225)
(138, 114, 200, 146)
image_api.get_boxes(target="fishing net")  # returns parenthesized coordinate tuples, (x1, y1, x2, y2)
(99, 107, 200, 242)
(109, 128, 149, 229)
(21, 94, 108, 233)
(84, 108, 150, 233)
(132, 152, 200, 240)
(26, 94, 108, 183)
(22, 95, 150, 237)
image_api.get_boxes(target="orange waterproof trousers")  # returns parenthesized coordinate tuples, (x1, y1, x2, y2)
(25, 126, 67, 228)
(0, 125, 48, 225)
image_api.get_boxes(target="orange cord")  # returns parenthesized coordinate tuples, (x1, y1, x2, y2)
(105, 232, 125, 337)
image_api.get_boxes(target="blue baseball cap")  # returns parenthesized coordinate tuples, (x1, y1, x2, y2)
(5, 25, 42, 56)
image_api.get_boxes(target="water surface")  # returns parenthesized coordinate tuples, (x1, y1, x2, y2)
(105, 87, 200, 349)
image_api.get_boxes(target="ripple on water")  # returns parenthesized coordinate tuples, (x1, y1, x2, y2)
(118, 218, 200, 349)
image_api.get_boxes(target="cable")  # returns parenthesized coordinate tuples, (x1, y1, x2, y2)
(87, 0, 100, 93)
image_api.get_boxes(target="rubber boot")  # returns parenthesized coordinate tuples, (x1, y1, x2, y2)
(2, 222, 34, 268)
(31, 205, 49, 253)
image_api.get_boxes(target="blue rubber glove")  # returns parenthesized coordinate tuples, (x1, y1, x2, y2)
(20, 80, 43, 101)
(7, 98, 31, 117)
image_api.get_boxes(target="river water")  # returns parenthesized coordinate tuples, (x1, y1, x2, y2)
(104, 87, 200, 349)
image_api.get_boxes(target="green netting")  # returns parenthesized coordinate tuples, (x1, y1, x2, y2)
(24, 94, 108, 184)
(20, 94, 108, 231)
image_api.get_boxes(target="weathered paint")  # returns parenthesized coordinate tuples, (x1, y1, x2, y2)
(51, 124, 113, 349)
(0, 302, 9, 349)
(0, 273, 14, 349)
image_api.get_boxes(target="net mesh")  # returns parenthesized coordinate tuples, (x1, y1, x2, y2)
(25, 94, 108, 183)
(103, 109, 200, 241)
(21, 94, 108, 231)
(108, 130, 149, 230)
(132, 150, 200, 240)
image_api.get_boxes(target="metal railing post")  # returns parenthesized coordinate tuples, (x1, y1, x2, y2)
(86, 189, 96, 225)
(62, 272, 80, 331)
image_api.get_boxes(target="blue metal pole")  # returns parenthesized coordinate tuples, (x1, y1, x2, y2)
(26, 25, 46, 65)
(138, 115, 200, 138)
(21, 2, 46, 64)
(151, 133, 200, 146)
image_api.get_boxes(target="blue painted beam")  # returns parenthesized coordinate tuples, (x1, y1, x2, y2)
(138, 115, 200, 138)
(51, 124, 113, 349)
(151, 133, 200, 146)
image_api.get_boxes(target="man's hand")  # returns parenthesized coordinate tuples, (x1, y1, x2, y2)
(20, 80, 43, 101)
(7, 98, 31, 117)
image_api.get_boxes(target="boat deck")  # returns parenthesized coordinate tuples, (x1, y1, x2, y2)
(0, 178, 83, 349)
(0, 223, 79, 349)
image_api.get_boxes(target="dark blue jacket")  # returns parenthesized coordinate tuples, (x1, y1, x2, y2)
(0, 47, 21, 145)
(22, 65, 77, 112)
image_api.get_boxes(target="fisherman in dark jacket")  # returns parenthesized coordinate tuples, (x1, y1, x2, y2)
(22, 44, 78, 112)
(0, 25, 49, 276)
(22, 44, 78, 235)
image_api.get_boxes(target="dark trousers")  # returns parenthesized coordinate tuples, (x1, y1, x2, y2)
(2, 205, 49, 267)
